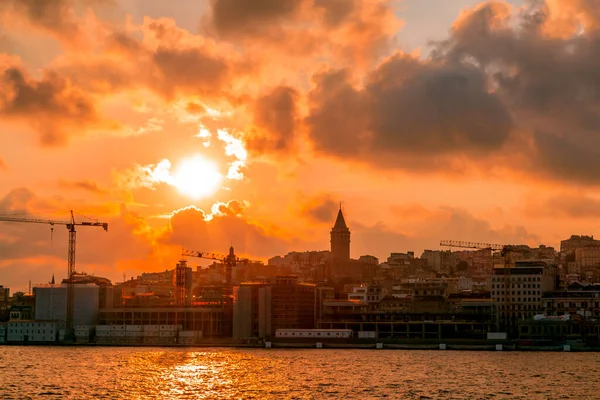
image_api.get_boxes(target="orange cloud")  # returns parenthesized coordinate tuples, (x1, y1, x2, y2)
(159, 201, 293, 259)
(299, 194, 338, 224)
(57, 179, 108, 195)
(0, 64, 119, 145)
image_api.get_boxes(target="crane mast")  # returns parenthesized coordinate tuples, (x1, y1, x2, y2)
(0, 210, 108, 336)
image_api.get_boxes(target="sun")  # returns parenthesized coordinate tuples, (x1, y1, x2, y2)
(172, 155, 223, 199)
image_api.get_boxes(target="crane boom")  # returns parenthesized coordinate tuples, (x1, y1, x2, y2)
(182, 247, 261, 297)
(0, 210, 108, 336)
(439, 240, 505, 251)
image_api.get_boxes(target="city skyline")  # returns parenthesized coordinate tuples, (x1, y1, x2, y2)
(2, 0, 600, 292)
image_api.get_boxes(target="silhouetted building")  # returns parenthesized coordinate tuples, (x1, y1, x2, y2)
(233, 281, 271, 339)
(561, 235, 600, 253)
(0, 286, 9, 322)
(233, 276, 328, 339)
(331, 206, 350, 264)
(34, 284, 100, 326)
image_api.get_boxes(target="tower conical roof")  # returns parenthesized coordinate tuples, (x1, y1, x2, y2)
(333, 206, 348, 229)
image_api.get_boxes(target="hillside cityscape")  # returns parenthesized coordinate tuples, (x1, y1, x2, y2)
(1, 206, 599, 350)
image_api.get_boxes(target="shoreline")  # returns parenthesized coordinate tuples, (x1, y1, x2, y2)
(2, 341, 599, 352)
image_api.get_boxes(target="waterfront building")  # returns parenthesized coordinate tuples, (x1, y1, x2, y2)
(0, 285, 9, 322)
(490, 260, 557, 330)
(34, 284, 100, 326)
(233, 276, 330, 339)
(5, 320, 65, 343)
(233, 281, 271, 339)
(543, 282, 600, 318)
(98, 305, 230, 338)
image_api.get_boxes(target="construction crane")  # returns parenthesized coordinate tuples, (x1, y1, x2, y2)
(0, 210, 108, 334)
(439, 240, 523, 267)
(440, 240, 526, 333)
(181, 246, 260, 297)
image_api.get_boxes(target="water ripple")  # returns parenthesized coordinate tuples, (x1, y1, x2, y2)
(1, 347, 600, 399)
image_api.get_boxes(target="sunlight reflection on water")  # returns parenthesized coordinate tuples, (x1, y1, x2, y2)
(1, 347, 600, 399)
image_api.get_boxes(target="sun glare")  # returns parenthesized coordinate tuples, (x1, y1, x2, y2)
(172, 155, 223, 199)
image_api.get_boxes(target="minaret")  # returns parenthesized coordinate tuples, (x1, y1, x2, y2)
(330, 204, 350, 263)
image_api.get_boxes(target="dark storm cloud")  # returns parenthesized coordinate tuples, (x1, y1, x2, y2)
(211, 0, 303, 36)
(306, 54, 512, 164)
(249, 86, 298, 152)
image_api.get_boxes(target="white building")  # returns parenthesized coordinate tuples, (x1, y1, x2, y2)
(446, 276, 473, 295)
(347, 285, 383, 304)
(6, 320, 65, 343)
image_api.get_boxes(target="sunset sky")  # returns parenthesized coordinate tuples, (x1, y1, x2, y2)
(1, 0, 599, 292)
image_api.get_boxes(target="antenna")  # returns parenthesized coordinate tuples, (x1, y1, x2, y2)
(28, 280, 31, 295)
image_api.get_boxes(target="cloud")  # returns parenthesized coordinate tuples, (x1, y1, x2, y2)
(159, 202, 292, 259)
(0, 0, 113, 45)
(314, 0, 357, 26)
(524, 192, 600, 219)
(306, 55, 513, 169)
(217, 129, 247, 180)
(430, 0, 600, 183)
(207, 0, 400, 68)
(300, 194, 338, 224)
(57, 179, 108, 195)
(0, 65, 117, 145)
(151, 46, 230, 98)
(1, 0, 79, 40)
(0, 158, 7, 171)
(351, 204, 541, 259)
(0, 188, 168, 290)
(210, 0, 303, 37)
(248, 86, 298, 153)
